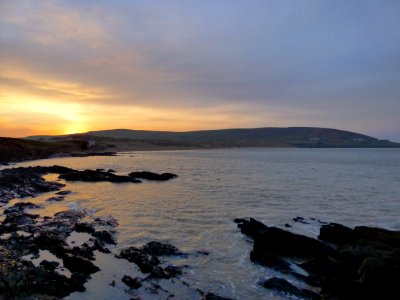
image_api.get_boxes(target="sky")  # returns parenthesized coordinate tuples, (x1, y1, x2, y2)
(0, 0, 399, 140)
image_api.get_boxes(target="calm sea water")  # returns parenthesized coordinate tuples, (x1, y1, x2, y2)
(3, 148, 400, 299)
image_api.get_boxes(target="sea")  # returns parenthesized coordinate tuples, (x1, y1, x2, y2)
(2, 148, 400, 299)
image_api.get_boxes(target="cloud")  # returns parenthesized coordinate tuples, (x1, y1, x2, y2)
(0, 0, 399, 139)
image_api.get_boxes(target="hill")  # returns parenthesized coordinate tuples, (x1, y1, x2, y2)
(0, 137, 115, 164)
(80, 127, 399, 148)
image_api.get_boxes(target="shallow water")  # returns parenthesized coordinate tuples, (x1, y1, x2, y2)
(3, 148, 400, 299)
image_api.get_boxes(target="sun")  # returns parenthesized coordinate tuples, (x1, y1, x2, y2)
(63, 122, 88, 135)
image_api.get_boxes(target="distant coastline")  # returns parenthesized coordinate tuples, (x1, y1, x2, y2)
(2, 126, 399, 164)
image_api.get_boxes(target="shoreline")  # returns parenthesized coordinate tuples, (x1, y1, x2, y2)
(0, 165, 227, 299)
(2, 145, 399, 168)
(1, 159, 400, 299)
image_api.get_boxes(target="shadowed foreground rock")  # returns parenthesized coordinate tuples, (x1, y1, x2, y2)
(236, 218, 400, 299)
(0, 208, 117, 298)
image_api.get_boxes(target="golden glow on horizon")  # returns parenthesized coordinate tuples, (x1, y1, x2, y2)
(0, 64, 275, 137)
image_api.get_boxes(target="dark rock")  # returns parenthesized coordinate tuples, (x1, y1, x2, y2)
(40, 260, 60, 271)
(233, 218, 246, 224)
(44, 165, 75, 174)
(239, 218, 332, 258)
(3, 212, 40, 226)
(354, 226, 400, 248)
(293, 216, 310, 224)
(237, 218, 400, 300)
(122, 275, 142, 289)
(263, 277, 319, 300)
(4, 202, 41, 214)
(93, 216, 119, 227)
(54, 210, 87, 223)
(62, 254, 100, 275)
(0, 268, 85, 298)
(319, 223, 359, 245)
(56, 190, 72, 195)
(250, 250, 292, 272)
(237, 218, 268, 237)
(320, 278, 366, 300)
(128, 171, 177, 181)
(163, 265, 182, 278)
(91, 238, 112, 254)
(33, 232, 69, 257)
(357, 250, 400, 296)
(142, 241, 181, 256)
(46, 196, 65, 202)
(204, 293, 234, 300)
(75, 222, 95, 234)
(70, 244, 95, 261)
(59, 169, 138, 183)
(93, 230, 116, 245)
(119, 247, 160, 273)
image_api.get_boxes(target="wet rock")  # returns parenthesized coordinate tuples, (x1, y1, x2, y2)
(237, 218, 400, 299)
(250, 251, 292, 272)
(46, 196, 65, 202)
(59, 169, 138, 183)
(122, 275, 142, 289)
(75, 222, 96, 234)
(142, 241, 181, 256)
(128, 171, 177, 181)
(238, 218, 331, 258)
(163, 265, 182, 278)
(263, 277, 319, 300)
(54, 210, 87, 223)
(93, 230, 116, 245)
(293, 216, 310, 224)
(0, 268, 85, 298)
(55, 190, 72, 195)
(40, 260, 60, 271)
(93, 216, 119, 228)
(233, 218, 246, 224)
(119, 247, 160, 273)
(357, 249, 400, 297)
(62, 254, 100, 276)
(3, 212, 40, 226)
(33, 232, 69, 257)
(204, 292, 234, 300)
(43, 165, 75, 174)
(354, 226, 400, 248)
(319, 223, 359, 245)
(70, 244, 96, 261)
(4, 202, 41, 214)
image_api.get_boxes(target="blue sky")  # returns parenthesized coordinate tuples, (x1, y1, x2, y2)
(1, 0, 399, 140)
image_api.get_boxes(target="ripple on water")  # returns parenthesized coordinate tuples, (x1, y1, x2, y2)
(3, 148, 400, 299)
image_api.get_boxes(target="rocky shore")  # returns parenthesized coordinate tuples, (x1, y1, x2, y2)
(235, 218, 400, 299)
(0, 165, 177, 204)
(0, 165, 231, 299)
